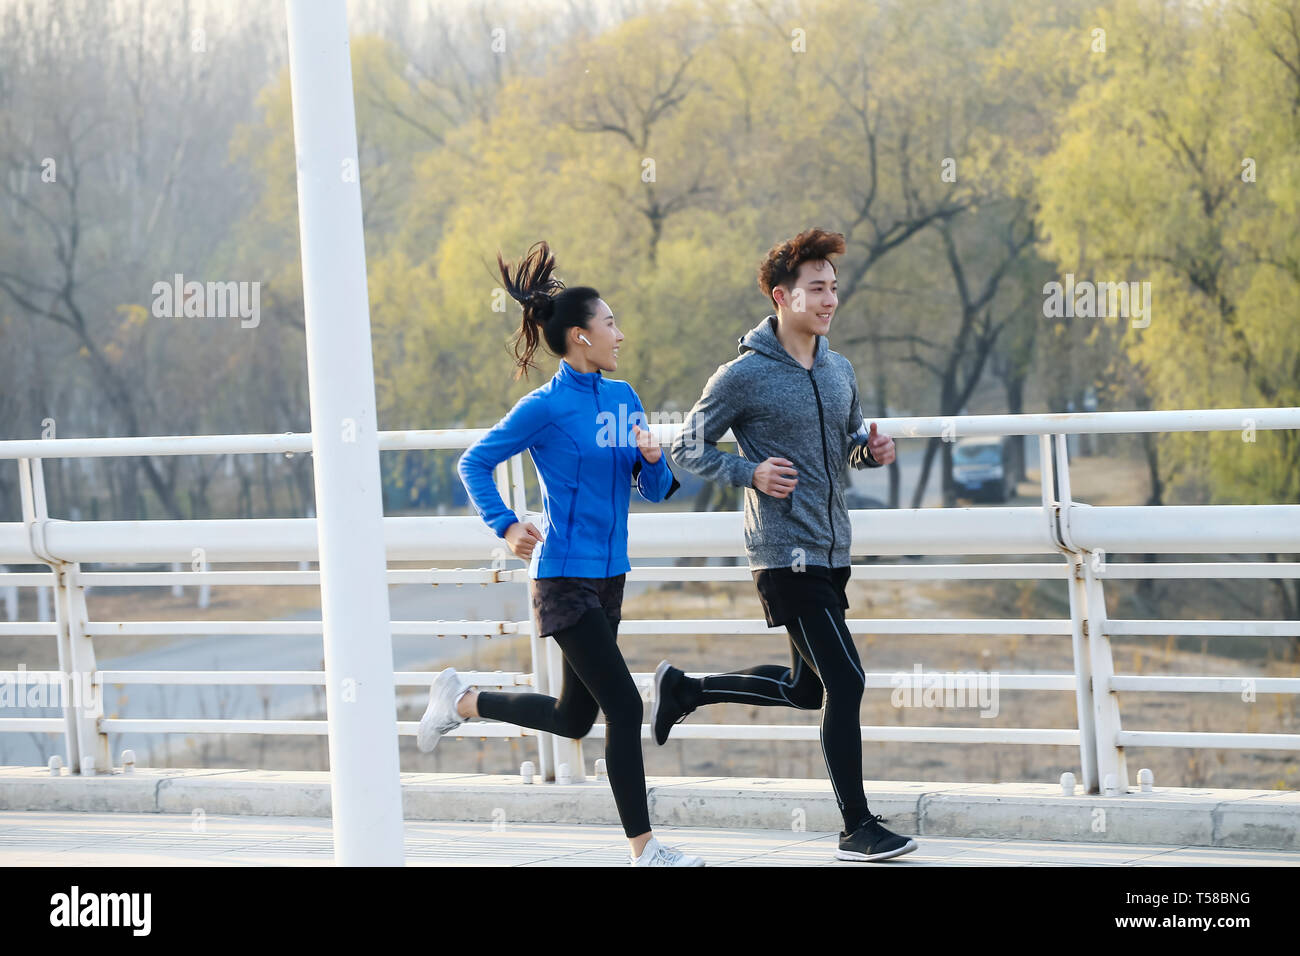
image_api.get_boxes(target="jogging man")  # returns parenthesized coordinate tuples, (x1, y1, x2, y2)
(657, 227, 917, 862)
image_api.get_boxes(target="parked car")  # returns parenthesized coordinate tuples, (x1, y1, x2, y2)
(952, 437, 1008, 503)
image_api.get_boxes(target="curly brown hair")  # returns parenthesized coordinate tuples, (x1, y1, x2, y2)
(757, 227, 846, 309)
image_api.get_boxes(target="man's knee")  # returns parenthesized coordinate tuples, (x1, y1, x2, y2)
(824, 674, 866, 703)
(788, 680, 824, 710)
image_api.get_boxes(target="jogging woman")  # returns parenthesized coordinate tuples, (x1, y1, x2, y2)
(416, 240, 703, 867)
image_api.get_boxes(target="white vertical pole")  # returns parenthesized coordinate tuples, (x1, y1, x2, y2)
(509, 454, 553, 780)
(1065, 556, 1099, 793)
(284, 0, 404, 866)
(1082, 560, 1128, 791)
(3, 569, 17, 622)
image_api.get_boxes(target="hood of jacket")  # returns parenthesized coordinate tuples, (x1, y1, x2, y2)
(737, 314, 829, 369)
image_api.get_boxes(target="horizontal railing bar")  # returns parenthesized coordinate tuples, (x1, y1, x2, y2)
(94, 670, 534, 687)
(622, 563, 1075, 581)
(1106, 620, 1300, 637)
(76, 568, 514, 587)
(630, 673, 1076, 691)
(527, 724, 1084, 744)
(90, 718, 1078, 745)
(0, 573, 56, 586)
(6, 506, 1294, 565)
(0, 718, 64, 732)
(96, 718, 536, 738)
(0, 509, 1062, 563)
(2, 407, 1296, 460)
(0, 623, 59, 636)
(1096, 563, 1300, 579)
(1109, 676, 1300, 693)
(39, 670, 1297, 697)
(1115, 730, 1300, 750)
(83, 620, 522, 636)
(70, 562, 1082, 588)
(617, 619, 1075, 635)
(17, 562, 1299, 591)
(76, 618, 1075, 637)
(75, 670, 1075, 691)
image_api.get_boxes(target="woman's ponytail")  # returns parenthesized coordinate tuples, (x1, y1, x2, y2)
(496, 241, 601, 380)
(498, 242, 560, 379)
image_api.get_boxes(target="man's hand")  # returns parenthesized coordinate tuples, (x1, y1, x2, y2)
(503, 521, 544, 560)
(632, 424, 662, 464)
(752, 457, 798, 498)
(865, 422, 896, 466)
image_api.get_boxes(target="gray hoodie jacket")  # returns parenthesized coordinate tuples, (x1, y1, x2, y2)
(670, 315, 883, 570)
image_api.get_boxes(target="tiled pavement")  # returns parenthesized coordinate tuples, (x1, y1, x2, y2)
(1, 811, 1296, 866)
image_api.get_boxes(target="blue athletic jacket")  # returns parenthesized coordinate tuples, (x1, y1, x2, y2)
(457, 359, 680, 578)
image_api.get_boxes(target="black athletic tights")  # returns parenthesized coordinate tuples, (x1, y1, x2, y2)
(474, 606, 649, 838)
(678, 603, 869, 833)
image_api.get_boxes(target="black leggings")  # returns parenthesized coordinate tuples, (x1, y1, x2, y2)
(683, 604, 869, 832)
(474, 607, 650, 838)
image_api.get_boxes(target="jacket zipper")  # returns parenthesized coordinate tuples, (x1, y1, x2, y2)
(598, 378, 616, 577)
(807, 368, 835, 564)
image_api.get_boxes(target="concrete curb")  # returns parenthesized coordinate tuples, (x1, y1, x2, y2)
(1, 767, 1295, 850)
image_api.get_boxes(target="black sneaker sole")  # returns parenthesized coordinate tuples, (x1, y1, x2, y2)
(652, 660, 673, 746)
(835, 838, 918, 862)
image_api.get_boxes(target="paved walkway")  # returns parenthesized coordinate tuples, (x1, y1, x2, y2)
(1, 811, 1295, 866)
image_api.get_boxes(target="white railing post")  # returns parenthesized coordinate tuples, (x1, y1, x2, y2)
(2, 567, 16, 621)
(1066, 555, 1100, 792)
(285, 0, 405, 865)
(546, 638, 585, 781)
(18, 458, 86, 771)
(1043, 433, 1100, 792)
(504, 454, 585, 781)
(508, 453, 554, 781)
(1040, 434, 1102, 790)
(57, 562, 108, 775)
(1082, 558, 1128, 791)
(1059, 426, 1126, 793)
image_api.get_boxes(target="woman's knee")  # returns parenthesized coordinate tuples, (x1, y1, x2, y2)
(602, 686, 643, 727)
(552, 696, 599, 739)
(553, 710, 597, 739)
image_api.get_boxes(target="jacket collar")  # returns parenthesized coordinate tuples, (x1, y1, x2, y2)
(555, 357, 604, 392)
(738, 314, 826, 369)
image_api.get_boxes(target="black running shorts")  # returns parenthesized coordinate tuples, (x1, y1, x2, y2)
(752, 564, 852, 629)
(530, 574, 626, 637)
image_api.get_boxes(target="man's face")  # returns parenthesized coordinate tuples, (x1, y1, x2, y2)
(776, 258, 838, 336)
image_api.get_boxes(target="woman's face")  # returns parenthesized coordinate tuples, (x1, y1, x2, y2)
(569, 298, 624, 372)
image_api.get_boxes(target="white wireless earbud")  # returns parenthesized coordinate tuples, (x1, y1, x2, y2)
(578, 334, 593, 346)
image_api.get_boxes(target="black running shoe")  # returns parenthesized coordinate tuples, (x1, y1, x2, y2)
(835, 813, 918, 862)
(652, 660, 693, 745)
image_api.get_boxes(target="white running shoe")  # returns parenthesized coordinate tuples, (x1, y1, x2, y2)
(630, 837, 705, 867)
(417, 667, 469, 753)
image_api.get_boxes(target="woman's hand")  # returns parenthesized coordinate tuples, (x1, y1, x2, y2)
(504, 521, 544, 560)
(633, 424, 662, 464)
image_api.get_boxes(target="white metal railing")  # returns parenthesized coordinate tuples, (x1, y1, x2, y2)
(0, 407, 1297, 794)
